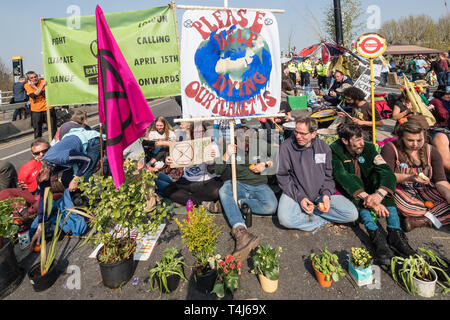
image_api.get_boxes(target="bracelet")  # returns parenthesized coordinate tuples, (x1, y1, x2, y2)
(375, 190, 385, 199)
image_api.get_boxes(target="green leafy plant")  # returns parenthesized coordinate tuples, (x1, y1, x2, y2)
(78, 160, 169, 264)
(418, 248, 449, 270)
(40, 187, 65, 276)
(310, 246, 346, 282)
(351, 247, 372, 269)
(0, 198, 24, 247)
(391, 254, 450, 295)
(213, 254, 241, 298)
(174, 205, 222, 273)
(251, 243, 282, 281)
(148, 247, 187, 297)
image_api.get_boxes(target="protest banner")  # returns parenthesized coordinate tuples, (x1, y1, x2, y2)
(41, 6, 180, 106)
(180, 9, 281, 119)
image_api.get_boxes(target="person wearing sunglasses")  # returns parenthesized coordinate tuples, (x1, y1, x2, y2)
(17, 138, 50, 194)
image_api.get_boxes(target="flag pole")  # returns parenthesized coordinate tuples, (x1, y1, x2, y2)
(100, 124, 104, 176)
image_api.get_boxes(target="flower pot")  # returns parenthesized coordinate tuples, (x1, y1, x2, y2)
(97, 249, 135, 289)
(413, 268, 437, 298)
(312, 261, 332, 288)
(348, 260, 373, 287)
(158, 273, 181, 294)
(0, 241, 24, 298)
(193, 267, 217, 294)
(27, 261, 58, 292)
(258, 274, 278, 293)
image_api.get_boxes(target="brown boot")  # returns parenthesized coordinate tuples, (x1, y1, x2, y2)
(403, 216, 433, 232)
(231, 226, 259, 262)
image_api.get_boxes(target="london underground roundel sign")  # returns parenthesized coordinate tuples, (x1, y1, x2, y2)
(356, 33, 387, 59)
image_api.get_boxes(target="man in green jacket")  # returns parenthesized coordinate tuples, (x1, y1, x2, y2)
(331, 123, 415, 265)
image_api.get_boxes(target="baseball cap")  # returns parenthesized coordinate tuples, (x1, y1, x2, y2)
(18, 159, 42, 193)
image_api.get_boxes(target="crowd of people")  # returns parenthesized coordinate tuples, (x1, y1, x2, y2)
(1, 58, 449, 267)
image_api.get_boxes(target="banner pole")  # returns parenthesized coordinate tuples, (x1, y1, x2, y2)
(229, 120, 238, 205)
(370, 58, 376, 145)
(46, 106, 53, 142)
(171, 1, 181, 56)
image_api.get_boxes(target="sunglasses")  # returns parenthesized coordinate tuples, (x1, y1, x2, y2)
(32, 148, 49, 156)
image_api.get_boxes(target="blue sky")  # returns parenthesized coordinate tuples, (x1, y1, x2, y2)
(0, 0, 447, 74)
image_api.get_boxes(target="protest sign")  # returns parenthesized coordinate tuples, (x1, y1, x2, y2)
(169, 137, 215, 168)
(41, 6, 180, 106)
(180, 9, 281, 119)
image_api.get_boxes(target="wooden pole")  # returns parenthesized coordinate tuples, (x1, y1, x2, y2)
(177, 5, 284, 13)
(171, 1, 181, 56)
(100, 124, 104, 176)
(173, 113, 286, 123)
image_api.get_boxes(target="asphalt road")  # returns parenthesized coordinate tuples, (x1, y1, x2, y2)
(2, 88, 449, 309)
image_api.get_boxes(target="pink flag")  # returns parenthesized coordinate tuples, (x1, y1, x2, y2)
(96, 5, 155, 189)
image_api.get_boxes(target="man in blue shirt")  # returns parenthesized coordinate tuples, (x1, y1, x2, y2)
(415, 55, 428, 80)
(12, 76, 28, 121)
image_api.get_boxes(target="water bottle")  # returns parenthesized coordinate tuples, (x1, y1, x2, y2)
(17, 225, 30, 250)
(370, 209, 378, 224)
(186, 199, 194, 213)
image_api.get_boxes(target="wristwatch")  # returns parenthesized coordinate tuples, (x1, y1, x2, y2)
(265, 162, 269, 168)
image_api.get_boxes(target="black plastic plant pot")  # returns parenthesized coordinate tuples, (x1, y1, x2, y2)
(0, 241, 24, 298)
(159, 273, 181, 294)
(98, 252, 135, 289)
(27, 261, 58, 292)
(193, 268, 217, 294)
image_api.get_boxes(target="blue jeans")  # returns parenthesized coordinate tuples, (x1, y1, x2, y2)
(155, 173, 173, 197)
(219, 180, 278, 229)
(360, 206, 401, 231)
(277, 193, 358, 232)
(84, 137, 101, 181)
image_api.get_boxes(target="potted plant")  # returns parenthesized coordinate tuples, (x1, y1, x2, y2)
(27, 187, 65, 292)
(391, 254, 450, 297)
(148, 247, 187, 297)
(174, 205, 222, 294)
(212, 254, 242, 298)
(251, 243, 282, 293)
(78, 160, 169, 289)
(310, 246, 345, 287)
(348, 247, 373, 286)
(0, 198, 24, 298)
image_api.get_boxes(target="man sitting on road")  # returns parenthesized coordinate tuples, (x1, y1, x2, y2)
(215, 126, 278, 263)
(318, 70, 353, 106)
(277, 116, 358, 232)
(330, 123, 416, 266)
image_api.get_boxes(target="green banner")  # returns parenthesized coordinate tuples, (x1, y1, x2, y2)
(41, 6, 180, 106)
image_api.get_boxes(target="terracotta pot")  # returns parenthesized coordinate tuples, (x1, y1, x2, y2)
(258, 273, 278, 293)
(312, 261, 332, 288)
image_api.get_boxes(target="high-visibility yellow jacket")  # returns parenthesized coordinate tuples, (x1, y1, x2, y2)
(298, 60, 313, 73)
(288, 63, 297, 73)
(316, 62, 331, 77)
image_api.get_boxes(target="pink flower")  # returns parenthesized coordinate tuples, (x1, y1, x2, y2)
(223, 268, 229, 274)
(237, 262, 242, 269)
(220, 261, 225, 267)
(229, 263, 235, 270)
